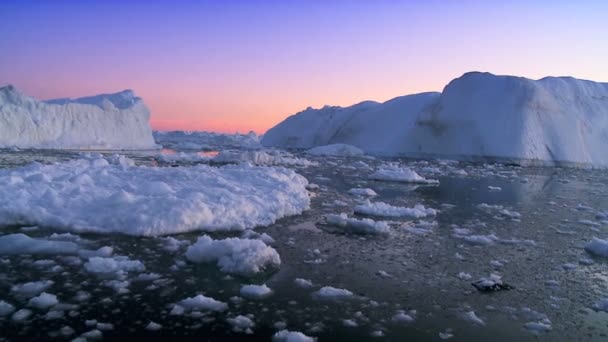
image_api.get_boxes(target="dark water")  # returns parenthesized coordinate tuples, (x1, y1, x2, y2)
(1, 149, 608, 341)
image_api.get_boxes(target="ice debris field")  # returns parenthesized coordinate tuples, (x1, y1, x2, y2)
(0, 72, 608, 341)
(1, 145, 608, 341)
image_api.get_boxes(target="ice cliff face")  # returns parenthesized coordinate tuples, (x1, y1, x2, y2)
(0, 85, 158, 149)
(262, 72, 608, 166)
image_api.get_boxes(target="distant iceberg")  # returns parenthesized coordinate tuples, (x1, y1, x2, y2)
(0, 85, 158, 149)
(262, 72, 608, 167)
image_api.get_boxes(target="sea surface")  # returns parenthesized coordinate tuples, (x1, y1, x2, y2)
(1, 148, 608, 341)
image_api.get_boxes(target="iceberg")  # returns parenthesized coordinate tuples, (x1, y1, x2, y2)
(0, 155, 310, 236)
(0, 85, 158, 149)
(262, 72, 608, 166)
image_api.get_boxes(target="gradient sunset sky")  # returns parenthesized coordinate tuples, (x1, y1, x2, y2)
(1, 0, 607, 133)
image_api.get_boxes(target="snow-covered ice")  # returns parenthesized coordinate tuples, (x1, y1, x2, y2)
(272, 329, 316, 342)
(0, 156, 309, 236)
(185, 235, 281, 275)
(84, 256, 145, 276)
(11, 280, 54, 297)
(354, 200, 437, 218)
(177, 294, 228, 312)
(240, 284, 273, 299)
(227, 315, 255, 333)
(262, 72, 608, 166)
(347, 188, 377, 196)
(28, 292, 58, 310)
(0, 85, 157, 149)
(312, 286, 354, 300)
(369, 165, 439, 184)
(0, 301, 15, 316)
(325, 213, 390, 235)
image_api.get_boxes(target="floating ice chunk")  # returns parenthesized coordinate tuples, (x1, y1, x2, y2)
(524, 319, 552, 333)
(347, 188, 377, 196)
(81, 329, 103, 339)
(0, 234, 79, 255)
(392, 310, 415, 323)
(369, 166, 439, 184)
(272, 329, 316, 342)
(462, 311, 485, 325)
(0, 159, 310, 236)
(325, 214, 390, 235)
(11, 309, 32, 322)
(294, 278, 314, 288)
(458, 272, 472, 280)
(227, 315, 255, 333)
(11, 280, 54, 297)
(0, 300, 15, 316)
(28, 292, 58, 310)
(178, 294, 228, 312)
(305, 144, 364, 157)
(312, 286, 354, 300)
(145, 321, 162, 331)
(185, 235, 280, 275)
(84, 256, 145, 276)
(342, 319, 358, 327)
(240, 284, 273, 299)
(439, 330, 454, 339)
(585, 238, 608, 258)
(354, 200, 437, 218)
(488, 186, 502, 191)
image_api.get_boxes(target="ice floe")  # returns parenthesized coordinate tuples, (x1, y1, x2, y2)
(0, 156, 310, 235)
(185, 235, 280, 275)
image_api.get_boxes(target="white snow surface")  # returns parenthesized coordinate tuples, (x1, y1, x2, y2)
(0, 156, 310, 236)
(262, 72, 608, 166)
(0, 85, 157, 149)
(185, 235, 281, 275)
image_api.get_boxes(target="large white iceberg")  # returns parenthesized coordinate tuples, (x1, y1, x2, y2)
(0, 156, 310, 236)
(0, 85, 157, 149)
(262, 72, 608, 166)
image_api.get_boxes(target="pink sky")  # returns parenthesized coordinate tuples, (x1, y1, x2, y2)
(1, 1, 607, 134)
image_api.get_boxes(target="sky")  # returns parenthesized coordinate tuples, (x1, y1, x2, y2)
(1, 0, 607, 133)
